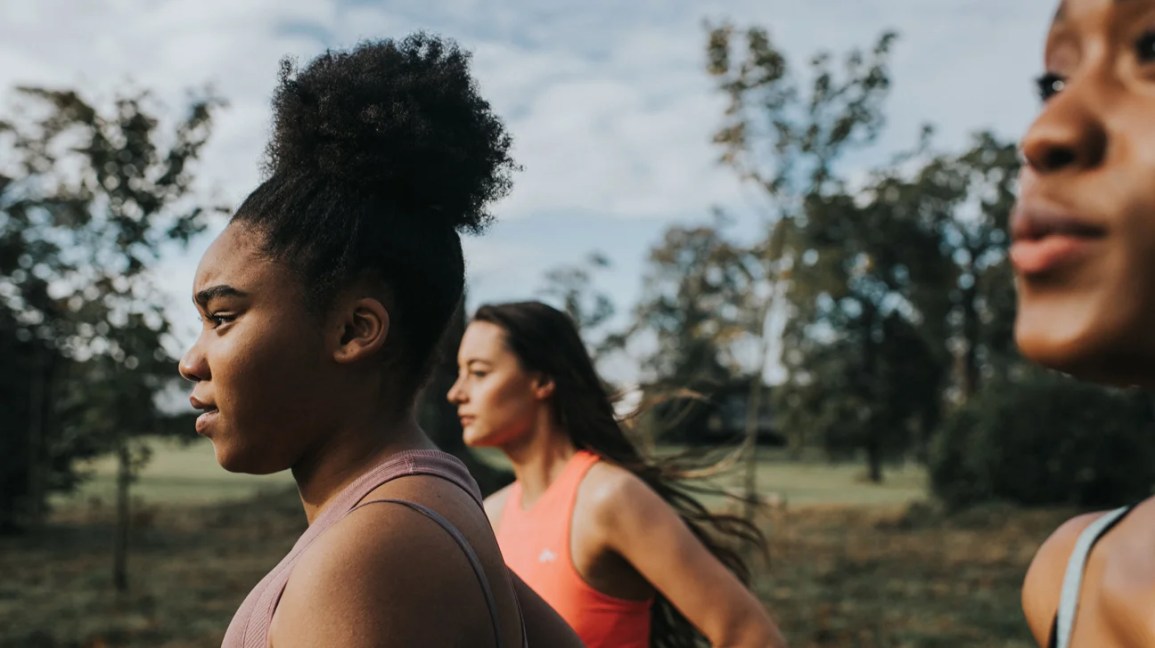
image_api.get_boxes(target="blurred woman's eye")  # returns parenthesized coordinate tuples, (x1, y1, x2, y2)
(1035, 72, 1066, 102)
(1137, 31, 1155, 62)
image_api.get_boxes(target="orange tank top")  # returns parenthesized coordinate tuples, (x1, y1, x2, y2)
(496, 450, 652, 648)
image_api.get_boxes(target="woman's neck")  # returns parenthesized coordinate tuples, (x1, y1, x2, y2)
(292, 408, 433, 524)
(502, 415, 577, 509)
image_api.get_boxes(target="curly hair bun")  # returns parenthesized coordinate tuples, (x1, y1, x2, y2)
(266, 33, 516, 233)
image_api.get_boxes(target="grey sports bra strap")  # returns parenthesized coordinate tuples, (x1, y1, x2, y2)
(354, 499, 524, 648)
(1052, 505, 1133, 648)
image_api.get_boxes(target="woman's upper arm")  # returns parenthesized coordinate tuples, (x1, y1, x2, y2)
(593, 470, 786, 647)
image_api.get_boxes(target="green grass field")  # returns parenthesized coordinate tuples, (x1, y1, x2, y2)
(4, 439, 1064, 647)
(52, 438, 296, 510)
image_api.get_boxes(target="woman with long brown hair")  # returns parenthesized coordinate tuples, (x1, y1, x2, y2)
(448, 300, 787, 647)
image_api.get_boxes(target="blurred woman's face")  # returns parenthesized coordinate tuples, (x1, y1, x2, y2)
(448, 321, 548, 449)
(1012, 0, 1155, 385)
(179, 223, 335, 473)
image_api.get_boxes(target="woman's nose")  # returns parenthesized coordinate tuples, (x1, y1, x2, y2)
(179, 339, 209, 383)
(1019, 77, 1107, 176)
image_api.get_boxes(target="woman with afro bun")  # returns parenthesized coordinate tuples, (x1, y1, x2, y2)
(179, 34, 580, 647)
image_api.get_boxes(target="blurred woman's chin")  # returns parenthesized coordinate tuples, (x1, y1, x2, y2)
(462, 432, 489, 448)
(1016, 319, 1155, 387)
(1017, 322, 1086, 368)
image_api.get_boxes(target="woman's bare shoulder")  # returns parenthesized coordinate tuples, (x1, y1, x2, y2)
(576, 459, 664, 530)
(1021, 509, 1124, 645)
(271, 500, 490, 646)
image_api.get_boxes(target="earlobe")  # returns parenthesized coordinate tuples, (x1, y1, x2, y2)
(533, 375, 556, 400)
(334, 298, 390, 363)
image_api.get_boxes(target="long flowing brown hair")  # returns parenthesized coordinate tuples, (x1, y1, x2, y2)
(472, 300, 767, 648)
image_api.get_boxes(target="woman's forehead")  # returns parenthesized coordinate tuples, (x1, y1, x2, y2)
(192, 225, 279, 298)
(463, 321, 507, 347)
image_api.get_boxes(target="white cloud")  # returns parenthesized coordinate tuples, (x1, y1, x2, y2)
(1, 0, 1060, 371)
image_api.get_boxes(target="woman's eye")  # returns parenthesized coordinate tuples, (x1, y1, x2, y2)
(1035, 72, 1066, 102)
(1137, 31, 1155, 62)
(201, 313, 235, 328)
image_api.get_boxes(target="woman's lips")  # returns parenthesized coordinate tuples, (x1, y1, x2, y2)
(194, 409, 219, 435)
(1009, 202, 1106, 276)
(190, 395, 219, 435)
(1010, 235, 1100, 275)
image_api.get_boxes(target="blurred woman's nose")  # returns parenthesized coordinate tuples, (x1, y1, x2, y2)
(179, 338, 209, 383)
(447, 376, 466, 404)
(1020, 78, 1107, 176)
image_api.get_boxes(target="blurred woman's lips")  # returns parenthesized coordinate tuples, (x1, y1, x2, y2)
(458, 415, 475, 426)
(1010, 201, 1107, 276)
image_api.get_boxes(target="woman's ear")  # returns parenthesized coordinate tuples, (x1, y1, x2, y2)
(332, 297, 390, 363)
(532, 374, 555, 400)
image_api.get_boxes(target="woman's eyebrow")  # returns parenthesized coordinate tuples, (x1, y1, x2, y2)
(194, 284, 248, 308)
(1058, 0, 1146, 21)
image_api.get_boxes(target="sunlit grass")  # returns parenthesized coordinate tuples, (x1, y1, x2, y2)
(51, 437, 296, 510)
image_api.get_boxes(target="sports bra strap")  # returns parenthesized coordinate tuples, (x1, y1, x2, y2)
(1050, 504, 1134, 648)
(353, 499, 527, 648)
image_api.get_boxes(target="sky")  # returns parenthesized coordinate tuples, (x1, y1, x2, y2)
(1, 0, 1056, 376)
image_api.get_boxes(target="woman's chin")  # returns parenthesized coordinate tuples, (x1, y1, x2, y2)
(461, 432, 490, 449)
(212, 444, 248, 474)
(212, 442, 280, 475)
(1016, 320, 1154, 387)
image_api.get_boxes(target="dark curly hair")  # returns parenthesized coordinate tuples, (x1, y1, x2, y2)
(472, 301, 768, 648)
(232, 34, 516, 401)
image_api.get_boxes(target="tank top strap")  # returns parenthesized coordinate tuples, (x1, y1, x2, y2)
(555, 450, 600, 492)
(331, 449, 483, 516)
(351, 498, 527, 648)
(503, 450, 600, 520)
(222, 449, 491, 648)
(558, 451, 600, 560)
(289, 450, 483, 566)
(1050, 504, 1135, 648)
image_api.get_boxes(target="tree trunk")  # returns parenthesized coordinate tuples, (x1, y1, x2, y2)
(26, 345, 46, 531)
(113, 438, 131, 592)
(960, 260, 981, 402)
(862, 302, 884, 483)
(865, 433, 883, 484)
(742, 375, 765, 522)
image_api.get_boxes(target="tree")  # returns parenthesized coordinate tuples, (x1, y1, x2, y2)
(773, 183, 950, 480)
(536, 251, 618, 362)
(932, 369, 1155, 509)
(705, 25, 901, 486)
(914, 132, 1021, 398)
(0, 85, 224, 590)
(630, 217, 760, 389)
